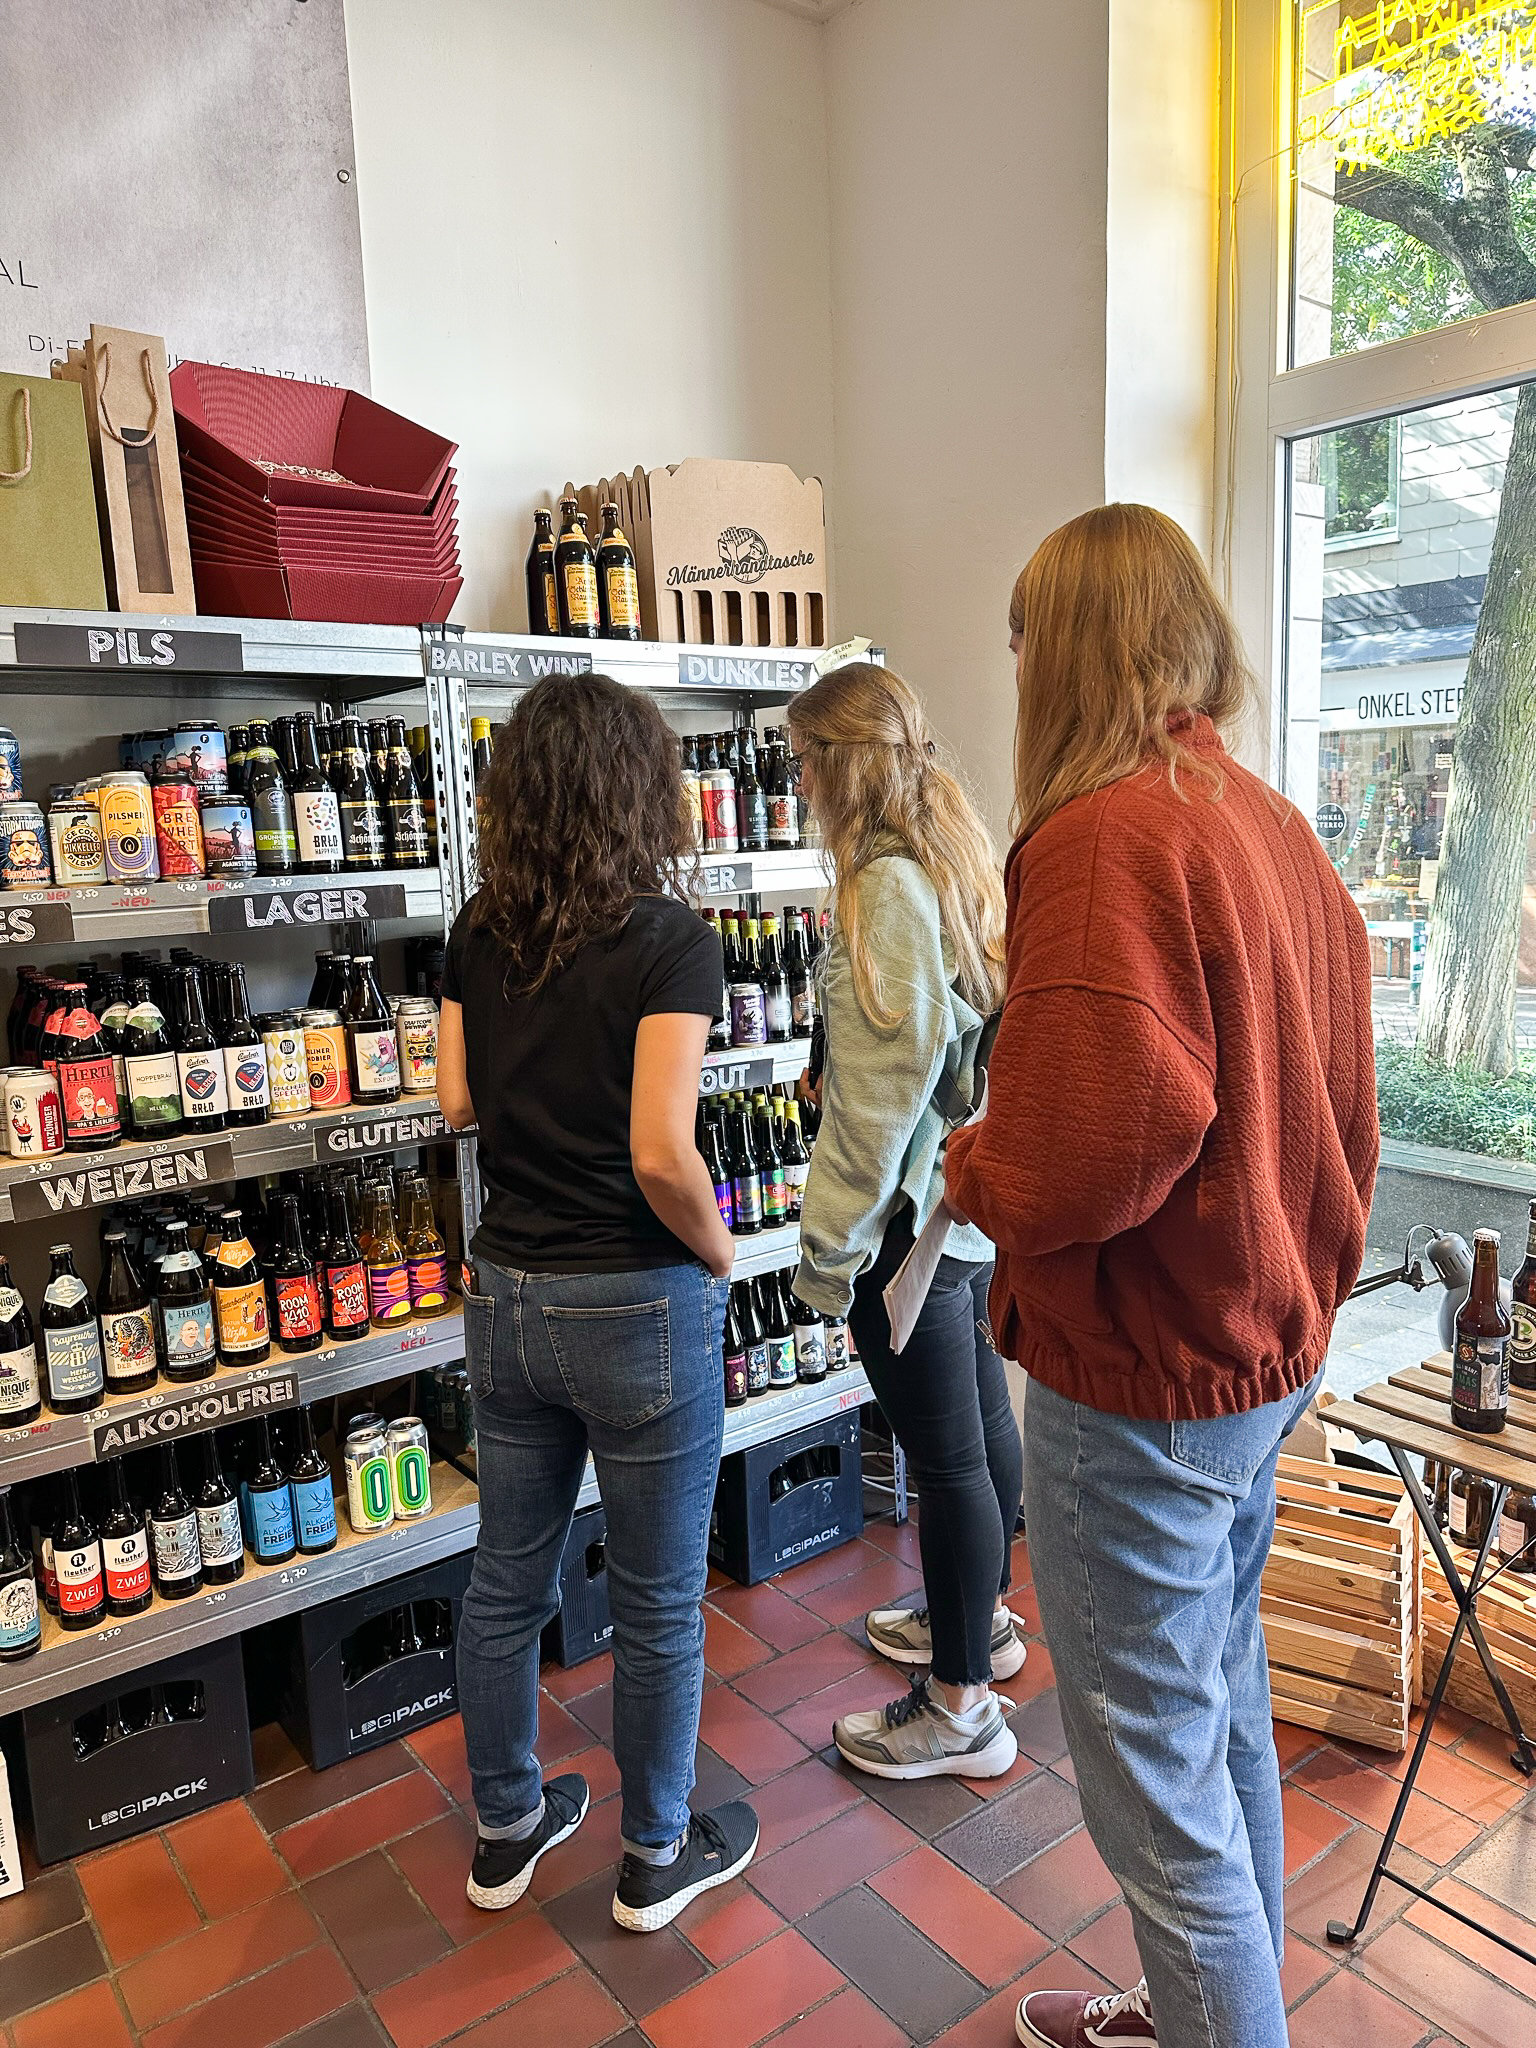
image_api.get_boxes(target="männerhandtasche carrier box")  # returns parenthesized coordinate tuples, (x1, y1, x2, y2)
(0, 373, 108, 610)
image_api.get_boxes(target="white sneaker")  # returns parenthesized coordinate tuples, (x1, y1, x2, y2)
(834, 1676, 1019, 1780)
(865, 1603, 1027, 1681)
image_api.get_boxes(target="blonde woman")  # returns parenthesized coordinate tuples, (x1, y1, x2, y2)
(946, 507, 1377, 2048)
(788, 663, 1024, 1783)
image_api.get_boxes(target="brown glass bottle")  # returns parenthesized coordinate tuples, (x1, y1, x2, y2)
(1511, 1199, 1536, 1392)
(525, 508, 559, 634)
(1451, 1229, 1510, 1434)
(596, 503, 641, 641)
(1448, 1466, 1495, 1549)
(554, 498, 600, 638)
(1499, 1488, 1536, 1574)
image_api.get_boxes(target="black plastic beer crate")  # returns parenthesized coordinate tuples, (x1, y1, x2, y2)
(275, 1551, 472, 1770)
(542, 1503, 613, 1669)
(710, 1409, 865, 1586)
(20, 1638, 253, 1865)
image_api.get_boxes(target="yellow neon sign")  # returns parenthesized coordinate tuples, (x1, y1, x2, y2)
(1297, 1, 1536, 170)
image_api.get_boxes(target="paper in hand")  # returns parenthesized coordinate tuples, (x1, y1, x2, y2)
(882, 1075, 988, 1354)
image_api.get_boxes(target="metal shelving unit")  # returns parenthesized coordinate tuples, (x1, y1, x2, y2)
(0, 866, 444, 946)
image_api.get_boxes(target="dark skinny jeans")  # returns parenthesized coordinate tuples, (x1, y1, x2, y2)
(848, 1207, 1024, 1687)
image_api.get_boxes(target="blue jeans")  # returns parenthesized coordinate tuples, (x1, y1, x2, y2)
(1023, 1372, 1319, 2048)
(455, 1255, 728, 1853)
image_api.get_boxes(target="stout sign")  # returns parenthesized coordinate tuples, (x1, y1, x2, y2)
(700, 1055, 775, 1097)
(425, 639, 594, 682)
(320, 1107, 448, 1156)
(0, 901, 75, 946)
(92, 1371, 299, 1458)
(208, 883, 409, 932)
(13, 622, 244, 673)
(9, 1139, 237, 1220)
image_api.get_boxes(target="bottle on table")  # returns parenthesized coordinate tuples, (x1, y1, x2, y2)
(526, 507, 560, 634)
(155, 1219, 217, 1383)
(194, 1433, 245, 1585)
(1448, 1466, 1495, 1549)
(171, 964, 229, 1132)
(384, 717, 433, 867)
(213, 1207, 270, 1365)
(792, 1289, 827, 1383)
(322, 1183, 371, 1341)
(122, 976, 183, 1139)
(41, 1243, 106, 1415)
(243, 719, 297, 875)
(99, 1228, 157, 1396)
(246, 1416, 297, 1564)
(0, 1256, 41, 1427)
(289, 1404, 338, 1555)
(1452, 1228, 1510, 1434)
(54, 1470, 106, 1631)
(723, 1285, 749, 1407)
(272, 1194, 324, 1354)
(555, 497, 600, 638)
(345, 955, 403, 1104)
(1511, 1199, 1536, 1393)
(596, 502, 641, 641)
(0, 1486, 41, 1659)
(290, 713, 344, 875)
(101, 1458, 152, 1618)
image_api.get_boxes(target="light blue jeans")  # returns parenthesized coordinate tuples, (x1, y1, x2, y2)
(1024, 1371, 1319, 2048)
(455, 1255, 728, 1854)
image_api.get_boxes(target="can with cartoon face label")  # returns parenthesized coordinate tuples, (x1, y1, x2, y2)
(0, 729, 22, 802)
(47, 796, 107, 885)
(0, 804, 51, 889)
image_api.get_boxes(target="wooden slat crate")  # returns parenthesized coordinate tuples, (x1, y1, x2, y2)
(1423, 1548, 1536, 1733)
(1263, 1454, 1421, 1753)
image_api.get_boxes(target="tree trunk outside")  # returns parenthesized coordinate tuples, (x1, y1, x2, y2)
(1417, 380, 1536, 1074)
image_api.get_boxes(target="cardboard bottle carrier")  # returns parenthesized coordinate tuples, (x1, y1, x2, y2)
(567, 458, 826, 647)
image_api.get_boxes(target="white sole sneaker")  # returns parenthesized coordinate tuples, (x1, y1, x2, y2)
(465, 1787, 591, 1909)
(867, 1616, 1029, 1685)
(610, 1831, 759, 1932)
(834, 1719, 1019, 1782)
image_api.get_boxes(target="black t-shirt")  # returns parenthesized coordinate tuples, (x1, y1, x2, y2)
(443, 894, 722, 1272)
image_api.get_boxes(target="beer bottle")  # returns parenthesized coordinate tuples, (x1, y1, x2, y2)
(37, 980, 70, 1080)
(754, 1100, 788, 1226)
(56, 982, 122, 1151)
(332, 715, 389, 869)
(701, 1106, 734, 1229)
(411, 725, 437, 845)
(384, 717, 433, 868)
(760, 915, 793, 1045)
(213, 1206, 270, 1365)
(785, 914, 815, 1040)
(290, 713, 344, 874)
(288, 1404, 337, 1555)
(194, 1432, 245, 1585)
(0, 1257, 41, 1427)
(365, 718, 389, 795)
(97, 974, 130, 1106)
(227, 723, 251, 793)
(308, 952, 335, 1009)
(792, 1288, 827, 1383)
(1449, 1466, 1495, 1550)
(723, 1285, 749, 1406)
(765, 736, 799, 849)
(555, 497, 600, 638)
(1499, 1488, 1536, 1575)
(220, 962, 271, 1126)
(596, 502, 641, 641)
(681, 735, 705, 852)
(272, 1194, 324, 1353)
(155, 1219, 216, 1383)
(471, 717, 494, 789)
(247, 1416, 297, 1564)
(726, 1107, 763, 1235)
(243, 720, 297, 875)
(365, 1184, 412, 1326)
(762, 1270, 798, 1388)
(735, 730, 770, 853)
(699, 733, 739, 854)
(322, 1182, 370, 1341)
(826, 1310, 850, 1371)
(100, 1457, 152, 1617)
(405, 1179, 449, 1317)
(99, 1228, 157, 1396)
(345, 955, 402, 1104)
(739, 1276, 770, 1395)
(122, 976, 183, 1138)
(780, 1100, 811, 1220)
(1452, 1228, 1510, 1434)
(6, 967, 37, 1065)
(1422, 1456, 1449, 1529)
(0, 1486, 41, 1658)
(41, 1244, 106, 1414)
(323, 951, 353, 1013)
(53, 1470, 105, 1631)
(171, 965, 229, 1132)
(1511, 1199, 1536, 1392)
(525, 507, 560, 634)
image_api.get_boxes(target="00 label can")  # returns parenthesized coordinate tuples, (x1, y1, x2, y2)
(386, 1418, 432, 1520)
(344, 1429, 395, 1533)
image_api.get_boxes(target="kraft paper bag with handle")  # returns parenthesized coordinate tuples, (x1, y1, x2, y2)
(883, 1076, 988, 1354)
(0, 373, 108, 609)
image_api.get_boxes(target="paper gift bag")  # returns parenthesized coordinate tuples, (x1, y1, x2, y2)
(54, 326, 196, 614)
(0, 373, 108, 610)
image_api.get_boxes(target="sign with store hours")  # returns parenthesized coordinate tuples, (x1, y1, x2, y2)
(425, 639, 594, 682)
(701, 1056, 775, 1096)
(0, 901, 75, 946)
(207, 883, 408, 932)
(92, 1371, 299, 1460)
(13, 623, 244, 674)
(320, 1108, 447, 1157)
(9, 1140, 236, 1220)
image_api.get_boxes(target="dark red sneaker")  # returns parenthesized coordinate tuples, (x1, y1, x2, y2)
(1016, 1983, 1156, 2047)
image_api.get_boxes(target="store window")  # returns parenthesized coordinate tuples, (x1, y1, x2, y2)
(1323, 416, 1399, 545)
(1293, 1, 1536, 367)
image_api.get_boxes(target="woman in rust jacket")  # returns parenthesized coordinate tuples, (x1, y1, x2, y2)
(945, 505, 1377, 2048)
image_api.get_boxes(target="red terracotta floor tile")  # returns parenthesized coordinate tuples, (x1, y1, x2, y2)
(707, 1581, 828, 1653)
(994, 1640, 1056, 1706)
(1281, 1785, 1356, 1878)
(371, 1910, 574, 2048)
(1280, 1941, 1334, 2011)
(538, 1689, 593, 1764)
(76, 1835, 201, 1965)
(563, 1742, 624, 1807)
(275, 1771, 450, 1881)
(540, 1652, 614, 1702)
(1273, 1719, 1326, 1773)
(929, 1953, 1114, 2048)
(568, 1682, 616, 1747)
(446, 1965, 626, 2048)
(749, 1801, 917, 1919)
(704, 1604, 776, 1679)
(117, 1893, 323, 2030)
(1286, 1963, 1428, 2048)
(248, 1741, 419, 1834)
(640, 1928, 845, 2048)
(678, 1886, 785, 1966)
(761, 1985, 909, 2048)
(10, 1982, 133, 2048)
(797, 1557, 925, 1628)
(1288, 1748, 1480, 1865)
(696, 1688, 812, 1784)
(1010, 1536, 1031, 1586)
(140, 1944, 354, 2048)
(773, 1537, 886, 1596)
(1359, 1919, 1536, 2048)
(777, 1666, 903, 1751)
(403, 1714, 473, 1806)
(1408, 1739, 1531, 1824)
(1065, 1902, 1144, 1989)
(749, 1756, 867, 1855)
(304, 1848, 453, 1993)
(861, 1518, 923, 1568)
(871, 1843, 1049, 1987)
(736, 1630, 879, 1714)
(996, 1824, 1120, 1939)
(1405, 1874, 1536, 2003)
(166, 1799, 290, 1920)
(1283, 1824, 1432, 1950)
(386, 1810, 495, 1946)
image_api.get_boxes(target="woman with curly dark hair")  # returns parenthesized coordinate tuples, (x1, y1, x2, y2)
(437, 674, 758, 1934)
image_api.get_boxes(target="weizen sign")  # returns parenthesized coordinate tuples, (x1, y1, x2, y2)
(92, 1372, 299, 1458)
(9, 1140, 236, 1220)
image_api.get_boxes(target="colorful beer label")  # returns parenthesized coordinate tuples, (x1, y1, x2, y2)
(304, 1025, 350, 1109)
(605, 564, 640, 629)
(292, 1475, 337, 1550)
(224, 1045, 272, 1114)
(407, 1254, 447, 1312)
(324, 1261, 370, 1330)
(58, 1053, 121, 1145)
(177, 1048, 229, 1121)
(103, 1528, 151, 1605)
(159, 1295, 217, 1373)
(0, 1341, 39, 1416)
(351, 1028, 401, 1099)
(56, 1540, 103, 1617)
(367, 1259, 412, 1323)
(275, 1274, 323, 1343)
(100, 782, 159, 880)
(562, 560, 599, 628)
(294, 787, 344, 866)
(101, 1306, 157, 1389)
(44, 1321, 105, 1403)
(152, 785, 205, 876)
(196, 1497, 244, 1567)
(0, 1572, 40, 1653)
(214, 1274, 269, 1357)
(247, 1484, 295, 1560)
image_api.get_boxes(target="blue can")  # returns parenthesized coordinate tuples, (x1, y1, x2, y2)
(0, 802, 51, 889)
(0, 728, 21, 803)
(168, 726, 228, 794)
(199, 793, 258, 876)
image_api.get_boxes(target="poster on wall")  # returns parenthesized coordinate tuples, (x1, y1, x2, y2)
(0, 0, 368, 390)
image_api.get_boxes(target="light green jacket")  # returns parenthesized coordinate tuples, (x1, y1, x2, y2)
(794, 852, 993, 1318)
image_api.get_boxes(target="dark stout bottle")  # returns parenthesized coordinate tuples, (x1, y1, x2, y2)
(332, 715, 389, 869)
(99, 1228, 157, 1395)
(194, 1433, 245, 1585)
(290, 714, 344, 875)
(1511, 1199, 1536, 1393)
(54, 1471, 106, 1631)
(596, 502, 641, 641)
(555, 497, 600, 638)
(384, 717, 433, 868)
(526, 507, 559, 634)
(272, 1194, 324, 1354)
(0, 1256, 41, 1427)
(0, 1485, 41, 1658)
(1452, 1229, 1510, 1434)
(41, 1244, 106, 1414)
(220, 962, 271, 1127)
(148, 1445, 203, 1599)
(244, 720, 297, 875)
(723, 1285, 749, 1407)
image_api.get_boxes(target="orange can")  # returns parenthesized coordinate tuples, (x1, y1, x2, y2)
(300, 1009, 351, 1110)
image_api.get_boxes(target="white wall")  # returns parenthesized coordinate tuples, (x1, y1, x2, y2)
(344, 0, 836, 630)
(823, 0, 1113, 831)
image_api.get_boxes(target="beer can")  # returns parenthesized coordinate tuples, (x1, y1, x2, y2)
(167, 726, 228, 794)
(152, 779, 205, 878)
(0, 803, 52, 889)
(261, 1015, 310, 1118)
(729, 982, 768, 1047)
(47, 795, 107, 886)
(299, 1009, 351, 1109)
(386, 1417, 433, 1520)
(3, 1067, 63, 1156)
(199, 793, 257, 877)
(98, 773, 161, 882)
(396, 1000, 438, 1095)
(344, 1428, 395, 1533)
(0, 727, 22, 801)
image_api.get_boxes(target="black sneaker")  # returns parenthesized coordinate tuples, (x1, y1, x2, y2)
(465, 1773, 590, 1909)
(611, 1801, 760, 1933)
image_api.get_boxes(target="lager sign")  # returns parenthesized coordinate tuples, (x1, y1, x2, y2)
(208, 883, 408, 932)
(9, 1140, 237, 1220)
(92, 1371, 300, 1459)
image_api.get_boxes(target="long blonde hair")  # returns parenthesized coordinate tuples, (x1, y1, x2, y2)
(789, 664, 1005, 1029)
(1009, 503, 1255, 841)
